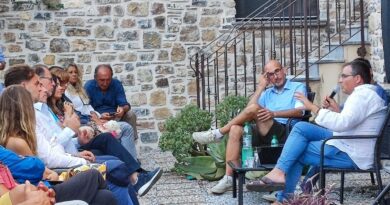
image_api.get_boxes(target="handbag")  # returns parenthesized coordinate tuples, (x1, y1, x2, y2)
(59, 163, 106, 181)
(0, 162, 17, 190)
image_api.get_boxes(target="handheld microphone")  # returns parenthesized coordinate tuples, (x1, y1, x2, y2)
(329, 85, 340, 99)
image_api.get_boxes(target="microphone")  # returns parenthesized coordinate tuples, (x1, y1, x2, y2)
(329, 85, 340, 99)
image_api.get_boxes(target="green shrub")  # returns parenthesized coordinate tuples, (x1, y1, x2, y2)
(159, 105, 212, 161)
(216, 95, 249, 126)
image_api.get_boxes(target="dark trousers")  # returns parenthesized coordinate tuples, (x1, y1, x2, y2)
(80, 133, 141, 174)
(53, 169, 117, 205)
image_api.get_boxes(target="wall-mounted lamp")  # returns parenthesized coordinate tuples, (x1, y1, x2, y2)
(11, 0, 41, 10)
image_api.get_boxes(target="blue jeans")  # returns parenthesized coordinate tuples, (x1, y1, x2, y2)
(117, 121, 137, 159)
(275, 122, 358, 202)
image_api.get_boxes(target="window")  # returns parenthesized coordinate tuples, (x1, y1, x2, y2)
(235, 0, 319, 21)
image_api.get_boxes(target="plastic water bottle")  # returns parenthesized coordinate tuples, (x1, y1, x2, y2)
(241, 122, 254, 168)
(271, 135, 279, 147)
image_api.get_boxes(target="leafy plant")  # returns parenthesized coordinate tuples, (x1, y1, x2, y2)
(216, 95, 249, 126)
(159, 105, 212, 161)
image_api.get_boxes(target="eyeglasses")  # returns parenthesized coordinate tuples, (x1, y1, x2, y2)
(40, 76, 54, 82)
(340, 73, 356, 79)
(57, 80, 68, 87)
(266, 68, 282, 79)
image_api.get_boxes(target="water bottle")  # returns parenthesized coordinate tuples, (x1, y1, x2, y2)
(241, 122, 254, 168)
(271, 135, 279, 147)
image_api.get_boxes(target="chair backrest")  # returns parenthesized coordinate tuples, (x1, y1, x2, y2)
(377, 107, 390, 160)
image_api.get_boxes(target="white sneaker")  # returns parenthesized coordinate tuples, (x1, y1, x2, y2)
(210, 175, 233, 194)
(192, 130, 221, 144)
(261, 191, 278, 202)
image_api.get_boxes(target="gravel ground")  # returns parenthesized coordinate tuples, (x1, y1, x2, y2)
(138, 149, 390, 205)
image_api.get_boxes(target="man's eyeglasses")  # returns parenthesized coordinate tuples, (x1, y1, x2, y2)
(40, 76, 54, 82)
(340, 73, 356, 79)
(266, 68, 282, 79)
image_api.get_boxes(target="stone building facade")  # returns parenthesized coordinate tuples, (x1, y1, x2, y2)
(0, 0, 385, 152)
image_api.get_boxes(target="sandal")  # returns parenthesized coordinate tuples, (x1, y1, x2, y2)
(246, 176, 285, 192)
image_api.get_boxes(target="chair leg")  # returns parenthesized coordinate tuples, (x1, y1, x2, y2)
(373, 183, 390, 205)
(340, 172, 345, 204)
(320, 170, 326, 194)
(371, 172, 376, 185)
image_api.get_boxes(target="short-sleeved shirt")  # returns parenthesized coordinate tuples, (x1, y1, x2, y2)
(84, 78, 130, 114)
(257, 79, 306, 124)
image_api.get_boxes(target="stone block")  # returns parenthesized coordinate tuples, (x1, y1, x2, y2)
(140, 53, 154, 61)
(65, 28, 91, 37)
(199, 16, 220, 27)
(167, 17, 181, 33)
(171, 43, 186, 62)
(143, 32, 161, 49)
(9, 59, 25, 66)
(0, 5, 9, 12)
(127, 2, 149, 17)
(28, 22, 43, 32)
(133, 108, 150, 117)
(120, 19, 136, 28)
(155, 65, 174, 74)
(117, 31, 138, 41)
(180, 26, 200, 42)
(94, 25, 114, 38)
(8, 44, 22, 52)
(113, 5, 124, 16)
(34, 12, 51, 20)
(95, 0, 121, 4)
(57, 58, 75, 67)
(140, 132, 158, 144)
(151, 2, 165, 15)
(171, 84, 185, 94)
(71, 11, 85, 16)
(64, 18, 85, 26)
(63, 0, 84, 8)
(119, 52, 137, 62)
(137, 69, 153, 82)
(187, 79, 197, 95)
(138, 19, 152, 29)
(19, 33, 30, 39)
(26, 40, 45, 51)
(157, 50, 169, 61)
(54, 11, 68, 17)
(156, 78, 169, 88)
(150, 90, 166, 106)
(154, 16, 165, 29)
(98, 43, 111, 50)
(19, 12, 32, 20)
(98, 5, 111, 16)
(171, 96, 187, 107)
(4, 32, 15, 42)
(46, 22, 62, 36)
(202, 8, 223, 15)
(125, 63, 134, 71)
(71, 39, 96, 52)
(119, 74, 134, 86)
(112, 44, 126, 50)
(137, 121, 155, 130)
(153, 107, 172, 120)
(192, 0, 206, 7)
(201, 29, 216, 41)
(184, 11, 197, 24)
(163, 34, 176, 41)
(8, 22, 25, 30)
(141, 84, 154, 91)
(77, 54, 91, 63)
(97, 55, 116, 62)
(130, 93, 147, 106)
(136, 61, 149, 67)
(43, 55, 55, 65)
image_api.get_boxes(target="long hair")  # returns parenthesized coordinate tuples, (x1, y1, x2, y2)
(48, 67, 69, 117)
(0, 85, 37, 155)
(65, 63, 90, 104)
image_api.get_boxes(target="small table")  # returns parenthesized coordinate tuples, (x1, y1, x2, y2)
(227, 160, 275, 205)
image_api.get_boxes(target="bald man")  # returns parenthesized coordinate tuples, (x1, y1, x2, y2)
(193, 60, 307, 194)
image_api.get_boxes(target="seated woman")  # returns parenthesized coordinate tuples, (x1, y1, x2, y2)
(247, 61, 388, 204)
(52, 65, 137, 159)
(0, 85, 116, 205)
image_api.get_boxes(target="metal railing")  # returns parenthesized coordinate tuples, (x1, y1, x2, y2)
(190, 0, 367, 113)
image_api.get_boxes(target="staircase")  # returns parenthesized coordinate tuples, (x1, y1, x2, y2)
(189, 0, 368, 113)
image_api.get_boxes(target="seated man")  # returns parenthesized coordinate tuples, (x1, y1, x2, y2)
(192, 60, 307, 194)
(84, 64, 138, 139)
(250, 60, 387, 203)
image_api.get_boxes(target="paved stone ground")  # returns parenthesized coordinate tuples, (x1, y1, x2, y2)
(138, 149, 390, 205)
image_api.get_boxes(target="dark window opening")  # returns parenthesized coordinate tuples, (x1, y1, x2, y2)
(235, 0, 319, 21)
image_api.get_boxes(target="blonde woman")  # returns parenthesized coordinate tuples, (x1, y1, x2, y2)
(64, 64, 138, 159)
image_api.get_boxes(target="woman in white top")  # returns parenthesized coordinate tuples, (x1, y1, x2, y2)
(64, 64, 138, 159)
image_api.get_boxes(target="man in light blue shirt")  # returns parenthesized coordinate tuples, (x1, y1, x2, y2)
(192, 60, 307, 194)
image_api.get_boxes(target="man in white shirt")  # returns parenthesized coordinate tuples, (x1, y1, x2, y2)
(247, 60, 387, 202)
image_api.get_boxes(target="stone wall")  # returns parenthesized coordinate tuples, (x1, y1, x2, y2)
(0, 0, 236, 152)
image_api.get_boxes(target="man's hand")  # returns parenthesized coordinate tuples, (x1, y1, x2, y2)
(322, 96, 340, 112)
(78, 150, 95, 162)
(63, 113, 81, 133)
(101, 112, 114, 120)
(257, 108, 274, 122)
(37, 182, 56, 202)
(294, 92, 315, 111)
(258, 72, 269, 89)
(9, 181, 55, 205)
(115, 106, 125, 119)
